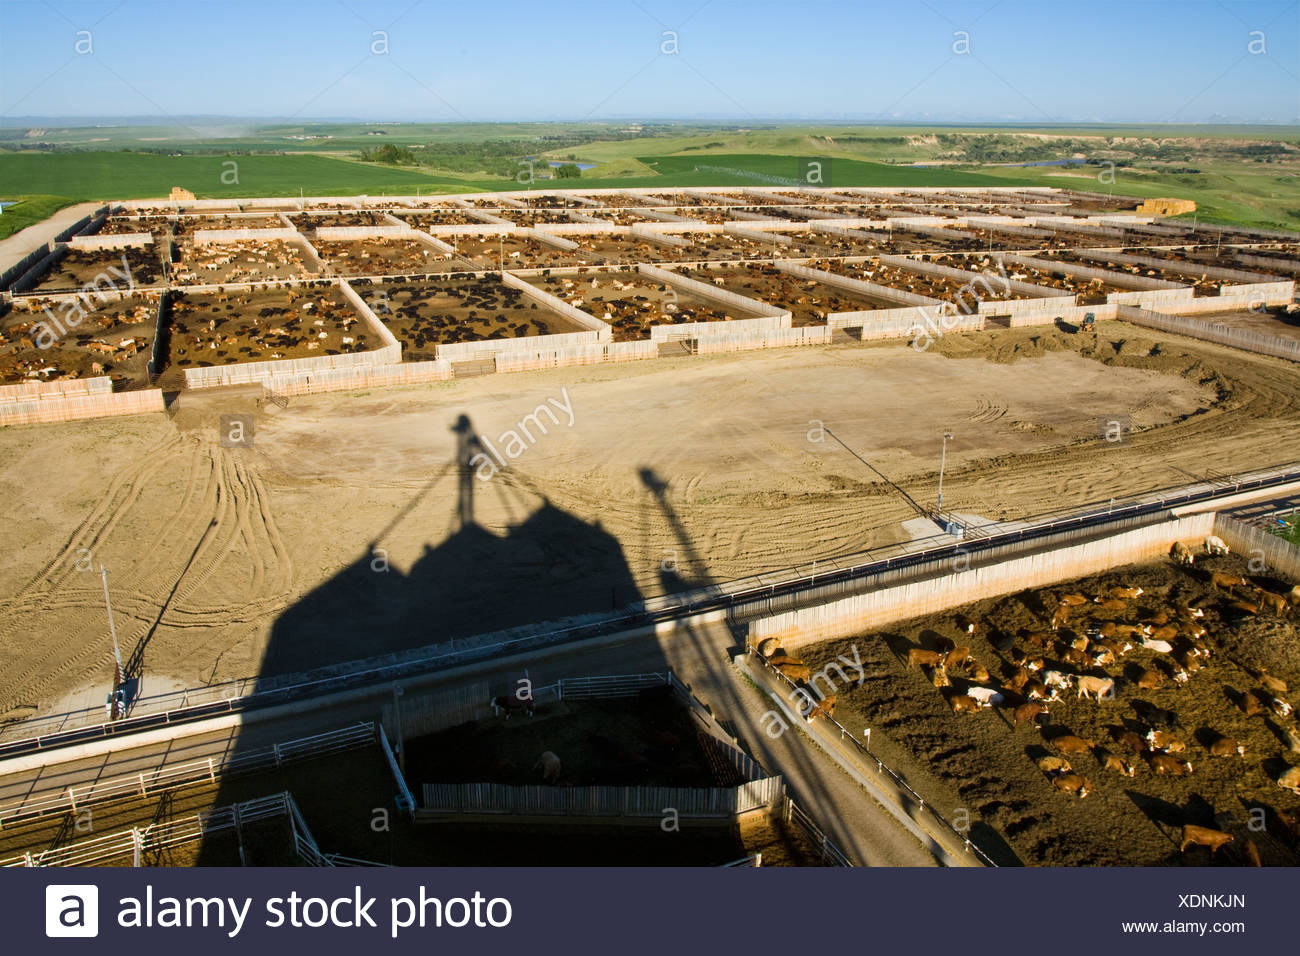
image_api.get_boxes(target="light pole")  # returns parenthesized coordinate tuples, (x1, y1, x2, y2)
(938, 432, 954, 515)
(101, 567, 123, 717)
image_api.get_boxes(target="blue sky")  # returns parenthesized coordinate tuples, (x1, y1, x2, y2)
(1, 0, 1297, 124)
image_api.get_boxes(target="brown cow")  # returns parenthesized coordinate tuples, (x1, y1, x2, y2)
(1113, 728, 1148, 754)
(1211, 572, 1249, 593)
(908, 648, 947, 669)
(1052, 734, 1094, 755)
(1051, 605, 1072, 630)
(1243, 839, 1263, 867)
(949, 695, 980, 715)
(1014, 701, 1048, 729)
(1146, 729, 1186, 753)
(955, 613, 978, 635)
(1135, 667, 1164, 691)
(1179, 825, 1233, 854)
(772, 660, 811, 683)
(1171, 541, 1195, 567)
(1257, 589, 1289, 616)
(1051, 773, 1092, 798)
(931, 663, 951, 689)
(1237, 688, 1264, 717)
(1094, 597, 1129, 613)
(1147, 753, 1193, 776)
(1058, 593, 1090, 607)
(946, 645, 972, 669)
(805, 694, 836, 722)
(1208, 735, 1245, 757)
(1109, 585, 1144, 599)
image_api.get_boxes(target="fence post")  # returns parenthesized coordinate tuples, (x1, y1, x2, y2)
(273, 742, 282, 766)
(138, 773, 147, 797)
(67, 787, 77, 813)
(208, 757, 216, 781)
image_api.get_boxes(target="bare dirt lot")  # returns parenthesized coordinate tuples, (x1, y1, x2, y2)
(33, 246, 163, 293)
(799, 554, 1300, 866)
(1, 325, 1298, 723)
(1193, 307, 1300, 343)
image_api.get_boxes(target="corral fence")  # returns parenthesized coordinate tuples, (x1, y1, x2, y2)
(1213, 513, 1300, 580)
(783, 798, 853, 867)
(556, 672, 669, 700)
(0, 722, 375, 828)
(751, 649, 994, 867)
(420, 776, 783, 820)
(1, 791, 326, 868)
(1117, 305, 1300, 363)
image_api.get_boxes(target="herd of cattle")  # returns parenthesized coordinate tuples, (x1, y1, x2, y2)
(760, 534, 1300, 862)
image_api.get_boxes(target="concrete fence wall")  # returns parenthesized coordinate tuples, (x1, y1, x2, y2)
(879, 253, 1073, 301)
(437, 328, 603, 363)
(1073, 249, 1275, 285)
(425, 223, 518, 237)
(694, 325, 833, 353)
(639, 264, 790, 320)
(1116, 305, 1300, 363)
(752, 513, 1217, 649)
(192, 227, 300, 244)
(811, 222, 892, 242)
(775, 260, 946, 309)
(724, 224, 794, 246)
(834, 305, 983, 340)
(1216, 280, 1296, 305)
(500, 270, 611, 334)
(493, 340, 658, 372)
(1234, 253, 1300, 276)
(528, 228, 580, 251)
(313, 225, 417, 241)
(0, 378, 164, 427)
(260, 360, 453, 398)
(1006, 253, 1187, 291)
(67, 233, 152, 251)
(1107, 288, 1199, 309)
(649, 314, 786, 341)
(630, 225, 690, 248)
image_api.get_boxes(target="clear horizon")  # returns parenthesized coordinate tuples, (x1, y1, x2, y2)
(1, 0, 1297, 126)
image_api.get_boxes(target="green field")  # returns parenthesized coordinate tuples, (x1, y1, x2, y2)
(0, 194, 79, 241)
(1274, 515, 1300, 546)
(3, 120, 1299, 233)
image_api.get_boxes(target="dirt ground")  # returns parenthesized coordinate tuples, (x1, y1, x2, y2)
(679, 262, 883, 325)
(1195, 307, 1300, 343)
(799, 555, 1300, 867)
(33, 246, 164, 293)
(2, 324, 1299, 720)
(175, 239, 313, 284)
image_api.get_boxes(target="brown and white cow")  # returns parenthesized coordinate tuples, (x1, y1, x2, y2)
(1147, 753, 1193, 776)
(1052, 734, 1094, 756)
(1051, 773, 1092, 798)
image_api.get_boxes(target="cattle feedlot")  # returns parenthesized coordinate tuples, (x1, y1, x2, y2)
(3, 178, 1299, 875)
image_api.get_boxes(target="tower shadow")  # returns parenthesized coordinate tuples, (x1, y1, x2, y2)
(195, 412, 653, 865)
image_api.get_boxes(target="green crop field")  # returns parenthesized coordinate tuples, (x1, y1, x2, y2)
(0, 194, 79, 241)
(3, 120, 1298, 233)
(0, 152, 498, 202)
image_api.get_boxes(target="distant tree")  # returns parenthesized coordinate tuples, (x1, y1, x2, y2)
(554, 163, 582, 179)
(359, 143, 417, 165)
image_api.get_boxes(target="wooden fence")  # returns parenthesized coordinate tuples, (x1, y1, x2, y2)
(0, 722, 375, 827)
(420, 776, 783, 819)
(381, 680, 492, 740)
(1117, 306, 1300, 363)
(2, 791, 325, 868)
(1213, 514, 1300, 580)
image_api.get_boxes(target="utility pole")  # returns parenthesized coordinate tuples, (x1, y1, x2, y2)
(938, 432, 954, 514)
